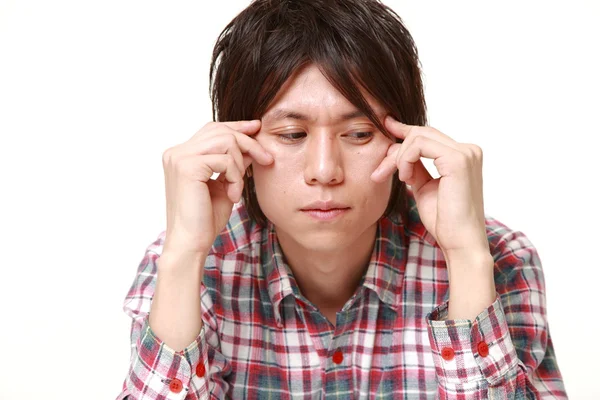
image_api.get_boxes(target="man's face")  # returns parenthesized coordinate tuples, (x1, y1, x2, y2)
(253, 64, 394, 251)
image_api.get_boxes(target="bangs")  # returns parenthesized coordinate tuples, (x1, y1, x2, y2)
(210, 0, 424, 227)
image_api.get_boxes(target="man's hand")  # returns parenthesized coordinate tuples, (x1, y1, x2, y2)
(371, 115, 495, 319)
(161, 120, 274, 258)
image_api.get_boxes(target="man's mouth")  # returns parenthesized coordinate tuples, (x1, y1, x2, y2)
(300, 201, 351, 221)
(300, 200, 350, 211)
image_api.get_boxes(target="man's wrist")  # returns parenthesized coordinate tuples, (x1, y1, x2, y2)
(158, 249, 207, 274)
(445, 251, 496, 320)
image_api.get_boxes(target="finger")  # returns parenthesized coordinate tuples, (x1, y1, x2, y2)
(403, 158, 433, 193)
(229, 144, 244, 179)
(385, 116, 457, 149)
(387, 142, 402, 157)
(203, 154, 244, 202)
(191, 130, 273, 167)
(224, 180, 243, 204)
(203, 125, 273, 165)
(392, 125, 462, 182)
(229, 130, 274, 166)
(383, 115, 413, 140)
(370, 153, 398, 182)
(193, 120, 260, 142)
(221, 119, 262, 135)
(194, 133, 246, 174)
(397, 136, 455, 183)
(243, 154, 253, 171)
(371, 144, 401, 182)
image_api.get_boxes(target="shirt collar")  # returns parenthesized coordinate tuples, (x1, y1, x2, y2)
(360, 216, 407, 309)
(263, 188, 432, 327)
(263, 222, 301, 327)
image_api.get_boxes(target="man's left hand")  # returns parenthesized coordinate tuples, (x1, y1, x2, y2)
(371, 115, 490, 263)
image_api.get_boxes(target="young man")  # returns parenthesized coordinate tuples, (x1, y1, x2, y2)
(117, 0, 566, 398)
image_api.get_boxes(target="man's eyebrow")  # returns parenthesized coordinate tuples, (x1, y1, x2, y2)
(263, 108, 376, 123)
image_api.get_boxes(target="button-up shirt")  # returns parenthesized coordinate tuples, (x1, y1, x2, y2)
(117, 190, 567, 399)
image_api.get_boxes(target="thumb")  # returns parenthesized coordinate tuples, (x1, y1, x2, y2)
(243, 154, 253, 170)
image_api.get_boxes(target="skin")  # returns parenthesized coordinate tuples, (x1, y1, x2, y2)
(252, 65, 394, 322)
(151, 62, 496, 351)
(253, 63, 496, 324)
(371, 118, 495, 320)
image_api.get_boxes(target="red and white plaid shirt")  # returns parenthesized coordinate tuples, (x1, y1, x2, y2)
(117, 190, 567, 399)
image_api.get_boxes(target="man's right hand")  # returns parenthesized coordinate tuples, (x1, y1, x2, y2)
(160, 120, 273, 259)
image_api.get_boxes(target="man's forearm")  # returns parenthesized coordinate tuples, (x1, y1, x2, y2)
(149, 251, 206, 352)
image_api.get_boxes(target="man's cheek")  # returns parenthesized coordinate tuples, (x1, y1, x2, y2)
(352, 148, 388, 177)
(253, 165, 294, 196)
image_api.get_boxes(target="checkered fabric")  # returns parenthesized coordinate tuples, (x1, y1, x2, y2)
(117, 190, 566, 399)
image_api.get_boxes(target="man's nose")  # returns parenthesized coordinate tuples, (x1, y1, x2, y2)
(303, 132, 344, 185)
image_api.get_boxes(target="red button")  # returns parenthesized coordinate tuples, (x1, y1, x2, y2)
(169, 378, 183, 393)
(477, 341, 489, 357)
(196, 362, 206, 377)
(332, 350, 344, 364)
(441, 347, 455, 361)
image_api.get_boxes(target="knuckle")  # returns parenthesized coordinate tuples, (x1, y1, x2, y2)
(162, 148, 171, 162)
(217, 132, 237, 149)
(225, 132, 238, 146)
(225, 152, 236, 163)
(199, 161, 213, 176)
(471, 144, 483, 160)
(190, 122, 216, 140)
(225, 153, 239, 169)
(227, 157, 242, 179)
(162, 147, 177, 165)
(455, 152, 470, 168)
(203, 121, 217, 130)
(463, 144, 483, 161)
(174, 158, 194, 176)
(413, 135, 426, 146)
(429, 126, 443, 136)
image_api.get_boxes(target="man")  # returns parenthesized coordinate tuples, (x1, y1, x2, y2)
(117, 0, 566, 398)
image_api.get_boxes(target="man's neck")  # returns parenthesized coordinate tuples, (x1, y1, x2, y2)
(275, 224, 377, 317)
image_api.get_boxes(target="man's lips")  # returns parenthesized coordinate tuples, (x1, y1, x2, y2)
(300, 200, 350, 211)
(299, 202, 351, 221)
(301, 207, 350, 211)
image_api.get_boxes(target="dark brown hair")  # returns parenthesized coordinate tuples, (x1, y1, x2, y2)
(209, 0, 427, 227)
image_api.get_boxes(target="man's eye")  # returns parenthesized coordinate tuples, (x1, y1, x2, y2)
(346, 131, 373, 140)
(278, 132, 306, 141)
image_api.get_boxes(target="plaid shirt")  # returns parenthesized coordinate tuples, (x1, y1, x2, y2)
(117, 190, 567, 399)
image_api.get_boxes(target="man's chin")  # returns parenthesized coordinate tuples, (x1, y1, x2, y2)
(291, 230, 351, 252)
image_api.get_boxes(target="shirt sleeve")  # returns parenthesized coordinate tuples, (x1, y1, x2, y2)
(116, 232, 231, 400)
(426, 228, 568, 399)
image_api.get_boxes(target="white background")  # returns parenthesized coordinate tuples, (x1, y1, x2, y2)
(0, 0, 598, 398)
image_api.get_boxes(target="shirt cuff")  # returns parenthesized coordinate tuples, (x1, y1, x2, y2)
(426, 294, 519, 387)
(130, 316, 209, 399)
